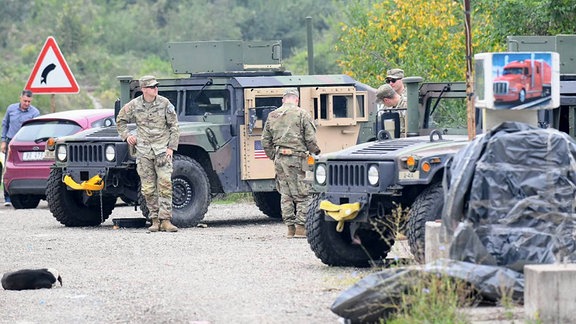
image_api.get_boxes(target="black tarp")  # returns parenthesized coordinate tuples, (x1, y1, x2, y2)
(331, 122, 576, 323)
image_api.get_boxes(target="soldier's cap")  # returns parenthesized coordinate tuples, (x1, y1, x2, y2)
(283, 88, 299, 98)
(386, 68, 404, 79)
(376, 84, 397, 101)
(139, 75, 159, 88)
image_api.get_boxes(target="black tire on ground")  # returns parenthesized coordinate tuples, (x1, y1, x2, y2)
(162, 155, 210, 227)
(306, 193, 394, 267)
(252, 191, 282, 219)
(406, 182, 444, 263)
(11, 194, 41, 209)
(46, 168, 116, 227)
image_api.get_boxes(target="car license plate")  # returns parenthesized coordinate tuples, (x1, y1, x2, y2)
(398, 171, 419, 180)
(23, 151, 45, 161)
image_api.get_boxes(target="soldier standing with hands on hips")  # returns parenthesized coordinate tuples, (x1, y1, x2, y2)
(116, 76, 180, 232)
(262, 88, 321, 238)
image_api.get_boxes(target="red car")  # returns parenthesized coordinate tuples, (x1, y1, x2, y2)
(4, 109, 115, 209)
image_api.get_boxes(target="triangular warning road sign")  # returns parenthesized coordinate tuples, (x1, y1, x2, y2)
(25, 36, 80, 94)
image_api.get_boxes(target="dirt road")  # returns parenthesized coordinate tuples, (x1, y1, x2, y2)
(0, 201, 379, 323)
(0, 201, 523, 323)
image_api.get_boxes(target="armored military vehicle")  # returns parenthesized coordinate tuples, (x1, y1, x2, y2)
(306, 34, 576, 267)
(45, 40, 380, 227)
(306, 79, 470, 266)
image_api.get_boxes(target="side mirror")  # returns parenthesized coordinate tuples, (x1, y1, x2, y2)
(114, 98, 121, 120)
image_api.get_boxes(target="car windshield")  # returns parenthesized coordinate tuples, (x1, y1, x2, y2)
(12, 120, 82, 142)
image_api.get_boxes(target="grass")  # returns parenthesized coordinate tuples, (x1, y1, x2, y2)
(386, 274, 476, 324)
(212, 193, 254, 204)
(371, 203, 478, 323)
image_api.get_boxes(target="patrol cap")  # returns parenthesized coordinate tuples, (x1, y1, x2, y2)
(283, 88, 299, 98)
(376, 84, 396, 101)
(139, 75, 159, 88)
(386, 68, 404, 79)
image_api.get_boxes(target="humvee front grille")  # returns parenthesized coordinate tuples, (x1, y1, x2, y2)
(69, 144, 105, 163)
(328, 164, 365, 186)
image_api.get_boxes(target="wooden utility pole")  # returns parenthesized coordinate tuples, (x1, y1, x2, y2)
(464, 0, 475, 140)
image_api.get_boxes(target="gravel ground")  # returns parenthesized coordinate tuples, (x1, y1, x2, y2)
(0, 200, 524, 324)
(0, 201, 378, 324)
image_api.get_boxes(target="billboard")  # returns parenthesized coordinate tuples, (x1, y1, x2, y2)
(474, 52, 560, 110)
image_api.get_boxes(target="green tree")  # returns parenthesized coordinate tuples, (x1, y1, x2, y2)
(334, 0, 504, 87)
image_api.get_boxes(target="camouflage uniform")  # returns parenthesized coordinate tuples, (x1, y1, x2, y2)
(116, 77, 179, 222)
(261, 88, 320, 229)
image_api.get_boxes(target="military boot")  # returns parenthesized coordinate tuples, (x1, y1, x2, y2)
(286, 225, 296, 238)
(148, 218, 160, 232)
(293, 224, 306, 238)
(160, 219, 178, 232)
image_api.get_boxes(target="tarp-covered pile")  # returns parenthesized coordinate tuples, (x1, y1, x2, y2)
(332, 122, 576, 323)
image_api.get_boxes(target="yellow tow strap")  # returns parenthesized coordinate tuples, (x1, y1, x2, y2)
(63, 174, 104, 191)
(319, 200, 361, 232)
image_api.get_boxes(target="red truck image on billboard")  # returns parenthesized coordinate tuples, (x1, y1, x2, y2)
(493, 57, 552, 104)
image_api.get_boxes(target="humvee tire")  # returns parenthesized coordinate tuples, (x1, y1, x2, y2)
(11, 194, 41, 209)
(46, 168, 116, 226)
(252, 191, 282, 219)
(139, 155, 211, 227)
(306, 193, 395, 267)
(406, 182, 444, 263)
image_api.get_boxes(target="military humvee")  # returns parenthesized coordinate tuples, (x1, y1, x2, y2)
(306, 79, 470, 267)
(306, 34, 576, 267)
(45, 40, 380, 227)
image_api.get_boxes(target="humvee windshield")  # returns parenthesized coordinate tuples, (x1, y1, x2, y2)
(157, 89, 230, 117)
(184, 89, 230, 116)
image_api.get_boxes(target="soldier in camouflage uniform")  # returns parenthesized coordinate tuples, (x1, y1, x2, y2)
(385, 68, 407, 101)
(377, 83, 407, 109)
(261, 88, 321, 238)
(377, 81, 408, 137)
(117, 75, 180, 232)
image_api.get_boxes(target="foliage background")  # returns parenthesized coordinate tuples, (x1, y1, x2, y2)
(0, 0, 574, 117)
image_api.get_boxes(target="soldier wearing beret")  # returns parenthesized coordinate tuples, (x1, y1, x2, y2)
(261, 88, 321, 238)
(117, 75, 180, 232)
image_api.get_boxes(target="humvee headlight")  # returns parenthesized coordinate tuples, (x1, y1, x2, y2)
(56, 145, 67, 162)
(105, 144, 116, 162)
(368, 164, 379, 186)
(315, 164, 327, 185)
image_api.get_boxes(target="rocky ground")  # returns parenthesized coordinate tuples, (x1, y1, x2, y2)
(0, 201, 524, 323)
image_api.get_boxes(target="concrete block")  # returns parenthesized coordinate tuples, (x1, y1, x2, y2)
(425, 221, 450, 263)
(524, 264, 576, 323)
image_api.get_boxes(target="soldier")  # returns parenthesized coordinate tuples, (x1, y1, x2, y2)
(377, 83, 406, 109)
(377, 82, 408, 137)
(261, 88, 321, 238)
(385, 68, 407, 100)
(116, 75, 180, 232)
